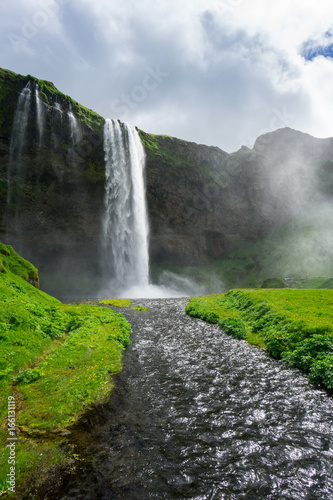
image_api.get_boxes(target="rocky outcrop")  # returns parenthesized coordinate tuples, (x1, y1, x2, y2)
(0, 68, 333, 295)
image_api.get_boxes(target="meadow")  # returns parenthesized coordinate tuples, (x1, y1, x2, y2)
(0, 244, 131, 497)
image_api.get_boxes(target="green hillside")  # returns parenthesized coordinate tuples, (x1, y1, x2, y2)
(0, 243, 131, 497)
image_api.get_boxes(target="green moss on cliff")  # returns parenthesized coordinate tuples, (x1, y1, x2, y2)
(139, 130, 204, 180)
(0, 68, 26, 133)
(29, 74, 104, 131)
(0, 68, 21, 102)
(0, 66, 106, 255)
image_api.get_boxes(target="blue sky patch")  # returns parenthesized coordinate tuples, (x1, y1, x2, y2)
(302, 31, 333, 60)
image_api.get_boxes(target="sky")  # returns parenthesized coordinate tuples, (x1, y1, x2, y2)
(1, 0, 333, 152)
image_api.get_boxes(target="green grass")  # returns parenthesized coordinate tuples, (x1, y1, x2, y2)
(0, 244, 132, 496)
(29, 74, 104, 131)
(0, 243, 38, 285)
(98, 300, 149, 313)
(132, 305, 149, 311)
(15, 304, 131, 431)
(99, 299, 132, 307)
(186, 289, 333, 389)
(288, 277, 333, 289)
(0, 68, 25, 131)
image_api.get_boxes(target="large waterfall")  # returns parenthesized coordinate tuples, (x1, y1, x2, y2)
(102, 118, 150, 293)
(6, 83, 190, 297)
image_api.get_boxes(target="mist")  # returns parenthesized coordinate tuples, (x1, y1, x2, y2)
(253, 129, 333, 280)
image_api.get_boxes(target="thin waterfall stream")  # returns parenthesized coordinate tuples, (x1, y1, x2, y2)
(35, 83, 44, 147)
(7, 81, 31, 208)
(68, 103, 81, 143)
(56, 298, 333, 500)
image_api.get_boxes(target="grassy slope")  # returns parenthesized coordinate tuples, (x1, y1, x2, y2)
(186, 289, 333, 390)
(0, 244, 131, 497)
(0, 243, 39, 285)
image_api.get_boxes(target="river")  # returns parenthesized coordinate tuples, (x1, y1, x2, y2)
(57, 298, 333, 499)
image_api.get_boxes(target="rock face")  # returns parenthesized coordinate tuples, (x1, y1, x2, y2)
(0, 69, 105, 292)
(0, 68, 333, 295)
(141, 129, 333, 266)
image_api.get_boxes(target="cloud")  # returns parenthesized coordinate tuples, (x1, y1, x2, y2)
(1, 0, 333, 151)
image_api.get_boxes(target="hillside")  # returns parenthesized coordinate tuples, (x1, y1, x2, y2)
(0, 244, 131, 497)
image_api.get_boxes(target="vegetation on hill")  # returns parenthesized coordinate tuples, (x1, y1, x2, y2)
(0, 67, 104, 133)
(0, 244, 131, 497)
(0, 242, 38, 286)
(186, 289, 333, 390)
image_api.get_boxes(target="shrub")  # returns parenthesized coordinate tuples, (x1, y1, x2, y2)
(263, 328, 287, 358)
(219, 318, 246, 339)
(309, 355, 333, 388)
(202, 311, 219, 324)
(42, 323, 65, 340)
(16, 368, 43, 384)
(261, 277, 286, 288)
(252, 316, 270, 333)
(282, 335, 333, 371)
(66, 317, 82, 332)
(185, 303, 202, 318)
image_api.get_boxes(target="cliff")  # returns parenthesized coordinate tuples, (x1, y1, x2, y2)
(0, 68, 332, 295)
(141, 128, 333, 266)
(0, 68, 105, 293)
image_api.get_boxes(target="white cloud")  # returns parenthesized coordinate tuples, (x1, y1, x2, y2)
(1, 0, 333, 150)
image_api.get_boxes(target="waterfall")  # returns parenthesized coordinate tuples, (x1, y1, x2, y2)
(68, 104, 81, 143)
(54, 99, 63, 124)
(102, 118, 149, 291)
(54, 100, 62, 113)
(7, 81, 31, 206)
(35, 83, 44, 147)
